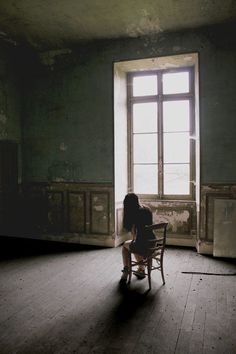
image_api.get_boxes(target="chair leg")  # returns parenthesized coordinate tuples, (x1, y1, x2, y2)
(128, 252, 132, 284)
(161, 257, 165, 285)
(147, 258, 152, 290)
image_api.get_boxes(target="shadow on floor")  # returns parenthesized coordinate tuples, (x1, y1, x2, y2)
(0, 235, 101, 260)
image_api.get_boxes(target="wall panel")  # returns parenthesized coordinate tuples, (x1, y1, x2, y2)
(90, 192, 110, 235)
(47, 191, 64, 233)
(198, 184, 236, 254)
(67, 191, 86, 233)
(21, 182, 114, 246)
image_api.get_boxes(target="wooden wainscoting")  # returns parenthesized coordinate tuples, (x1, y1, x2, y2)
(67, 191, 86, 233)
(198, 184, 236, 254)
(90, 192, 110, 235)
(47, 190, 64, 233)
(20, 182, 115, 247)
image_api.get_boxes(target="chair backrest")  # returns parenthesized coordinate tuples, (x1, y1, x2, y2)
(145, 223, 168, 256)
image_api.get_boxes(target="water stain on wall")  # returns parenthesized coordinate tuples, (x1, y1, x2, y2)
(48, 160, 80, 182)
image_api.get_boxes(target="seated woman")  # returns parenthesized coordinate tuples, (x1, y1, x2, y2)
(120, 193, 155, 282)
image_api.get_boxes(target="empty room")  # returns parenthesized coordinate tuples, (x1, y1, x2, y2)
(0, 1, 236, 353)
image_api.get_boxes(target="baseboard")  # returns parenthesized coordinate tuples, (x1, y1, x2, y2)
(196, 240, 213, 255)
(166, 237, 196, 248)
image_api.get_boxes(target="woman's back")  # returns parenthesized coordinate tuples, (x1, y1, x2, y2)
(134, 206, 155, 250)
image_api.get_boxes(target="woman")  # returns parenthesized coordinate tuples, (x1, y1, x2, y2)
(120, 193, 155, 282)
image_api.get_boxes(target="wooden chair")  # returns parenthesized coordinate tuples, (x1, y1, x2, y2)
(128, 222, 168, 290)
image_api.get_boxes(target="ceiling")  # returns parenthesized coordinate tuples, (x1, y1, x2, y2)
(0, 0, 236, 51)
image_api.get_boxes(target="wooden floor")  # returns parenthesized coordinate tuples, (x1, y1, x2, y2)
(0, 237, 235, 354)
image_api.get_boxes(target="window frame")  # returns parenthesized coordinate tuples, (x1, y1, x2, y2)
(127, 66, 195, 201)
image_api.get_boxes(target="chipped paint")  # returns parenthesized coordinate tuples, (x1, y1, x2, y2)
(0, 112, 7, 138)
(0, 112, 7, 123)
(0, 31, 17, 46)
(39, 48, 72, 67)
(173, 46, 181, 51)
(152, 208, 190, 233)
(54, 177, 66, 182)
(60, 142, 67, 151)
(0, 130, 7, 138)
(126, 9, 162, 38)
(94, 205, 104, 212)
(140, 199, 196, 236)
(48, 161, 80, 182)
(163, 210, 190, 233)
(0, 1, 235, 51)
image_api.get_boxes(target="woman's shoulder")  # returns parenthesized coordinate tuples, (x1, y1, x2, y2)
(138, 205, 152, 217)
(139, 204, 151, 212)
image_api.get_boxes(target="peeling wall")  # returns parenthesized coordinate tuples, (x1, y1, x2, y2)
(123, 199, 196, 237)
(0, 44, 22, 183)
(0, 44, 22, 236)
(22, 22, 236, 186)
(22, 48, 113, 183)
(0, 45, 21, 143)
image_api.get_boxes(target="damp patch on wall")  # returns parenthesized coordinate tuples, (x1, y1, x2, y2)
(47, 160, 81, 182)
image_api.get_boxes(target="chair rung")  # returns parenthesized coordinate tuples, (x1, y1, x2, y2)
(151, 266, 161, 270)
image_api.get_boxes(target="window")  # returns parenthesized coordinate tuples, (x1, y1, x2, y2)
(127, 67, 195, 199)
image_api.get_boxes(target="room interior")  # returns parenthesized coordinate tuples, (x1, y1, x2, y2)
(0, 1, 236, 353)
(0, 0, 236, 254)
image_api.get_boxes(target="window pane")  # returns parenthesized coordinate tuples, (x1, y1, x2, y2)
(133, 75, 157, 96)
(133, 134, 157, 163)
(163, 100, 189, 132)
(133, 103, 157, 133)
(163, 72, 189, 94)
(134, 164, 158, 194)
(164, 164, 190, 195)
(164, 132, 189, 163)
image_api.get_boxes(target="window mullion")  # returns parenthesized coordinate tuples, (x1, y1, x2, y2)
(127, 73, 133, 192)
(189, 68, 195, 198)
(158, 73, 163, 198)
(189, 69, 196, 198)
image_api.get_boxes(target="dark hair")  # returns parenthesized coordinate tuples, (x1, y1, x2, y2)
(123, 193, 140, 231)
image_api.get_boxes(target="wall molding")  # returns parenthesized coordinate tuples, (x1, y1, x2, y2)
(200, 184, 236, 242)
(19, 182, 115, 246)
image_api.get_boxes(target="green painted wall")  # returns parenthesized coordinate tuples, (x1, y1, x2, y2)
(0, 45, 21, 143)
(0, 44, 22, 182)
(22, 22, 236, 184)
(199, 30, 236, 183)
(22, 50, 113, 183)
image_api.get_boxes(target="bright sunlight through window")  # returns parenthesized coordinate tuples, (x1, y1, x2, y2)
(128, 68, 195, 198)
